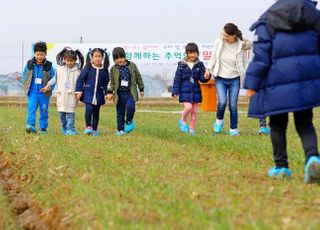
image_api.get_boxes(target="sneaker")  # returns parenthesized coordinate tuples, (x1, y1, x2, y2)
(268, 167, 292, 179)
(60, 127, 66, 134)
(213, 121, 223, 133)
(117, 130, 127, 136)
(229, 129, 240, 136)
(124, 121, 135, 133)
(258, 126, 270, 135)
(179, 119, 189, 133)
(189, 130, 196, 136)
(305, 156, 320, 184)
(40, 128, 48, 134)
(84, 126, 93, 135)
(26, 125, 37, 134)
(65, 129, 77, 135)
(92, 130, 100, 137)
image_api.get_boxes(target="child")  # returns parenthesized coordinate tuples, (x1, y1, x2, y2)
(172, 43, 210, 135)
(41, 47, 84, 135)
(22, 41, 55, 134)
(244, 0, 320, 183)
(106, 47, 144, 136)
(75, 48, 109, 136)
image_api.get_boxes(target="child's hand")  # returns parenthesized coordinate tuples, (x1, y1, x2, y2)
(204, 70, 211, 79)
(40, 85, 51, 93)
(140, 92, 144, 98)
(75, 93, 82, 101)
(106, 94, 113, 101)
(246, 89, 257, 97)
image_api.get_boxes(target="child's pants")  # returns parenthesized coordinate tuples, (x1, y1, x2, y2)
(85, 104, 100, 131)
(116, 91, 135, 131)
(58, 112, 75, 131)
(269, 109, 319, 168)
(27, 93, 50, 129)
(182, 102, 199, 130)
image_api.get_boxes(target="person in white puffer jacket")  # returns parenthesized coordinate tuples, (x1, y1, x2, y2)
(41, 47, 84, 135)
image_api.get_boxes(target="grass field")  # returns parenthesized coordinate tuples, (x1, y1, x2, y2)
(1, 103, 320, 229)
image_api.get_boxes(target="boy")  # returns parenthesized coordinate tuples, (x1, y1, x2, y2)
(22, 41, 55, 134)
(107, 47, 144, 135)
(244, 0, 320, 183)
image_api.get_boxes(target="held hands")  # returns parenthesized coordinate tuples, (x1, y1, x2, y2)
(75, 93, 82, 101)
(106, 94, 114, 101)
(40, 85, 51, 93)
(204, 70, 211, 80)
(246, 89, 257, 97)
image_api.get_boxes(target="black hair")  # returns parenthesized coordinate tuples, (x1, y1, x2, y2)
(224, 23, 243, 41)
(34, 41, 47, 53)
(56, 47, 84, 69)
(112, 47, 126, 60)
(185, 42, 199, 54)
(85, 48, 109, 70)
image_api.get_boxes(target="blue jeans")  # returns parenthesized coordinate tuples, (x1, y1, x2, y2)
(27, 93, 50, 129)
(116, 91, 135, 131)
(58, 112, 75, 131)
(215, 76, 240, 129)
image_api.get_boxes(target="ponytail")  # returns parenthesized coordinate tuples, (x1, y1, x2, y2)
(56, 47, 84, 69)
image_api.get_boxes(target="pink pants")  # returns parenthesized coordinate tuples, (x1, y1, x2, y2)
(182, 102, 199, 130)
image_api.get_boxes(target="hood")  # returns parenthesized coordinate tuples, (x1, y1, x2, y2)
(180, 58, 200, 66)
(252, 0, 319, 34)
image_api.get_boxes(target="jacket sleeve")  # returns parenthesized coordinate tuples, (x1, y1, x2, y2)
(104, 69, 109, 96)
(75, 67, 88, 93)
(47, 71, 57, 87)
(134, 64, 144, 92)
(172, 63, 182, 95)
(199, 62, 210, 83)
(244, 23, 272, 91)
(21, 64, 28, 84)
(107, 67, 115, 94)
(206, 40, 218, 73)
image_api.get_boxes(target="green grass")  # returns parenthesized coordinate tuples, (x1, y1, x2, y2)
(1, 104, 320, 229)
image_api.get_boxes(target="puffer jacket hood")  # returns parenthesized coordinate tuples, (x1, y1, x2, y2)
(255, 0, 320, 35)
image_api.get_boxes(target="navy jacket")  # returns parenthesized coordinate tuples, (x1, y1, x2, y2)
(244, 0, 320, 118)
(76, 66, 109, 106)
(172, 59, 208, 103)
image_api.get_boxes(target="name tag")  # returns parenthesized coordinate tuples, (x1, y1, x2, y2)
(35, 78, 42, 84)
(65, 81, 70, 89)
(121, 80, 129, 87)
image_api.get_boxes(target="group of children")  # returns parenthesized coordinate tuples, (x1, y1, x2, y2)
(22, 0, 320, 183)
(23, 42, 144, 136)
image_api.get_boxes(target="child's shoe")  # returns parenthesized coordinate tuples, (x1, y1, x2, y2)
(268, 167, 292, 179)
(40, 128, 48, 134)
(84, 126, 93, 135)
(189, 130, 196, 136)
(117, 130, 127, 136)
(305, 156, 320, 184)
(213, 120, 223, 133)
(179, 119, 189, 133)
(229, 129, 240, 136)
(124, 121, 135, 133)
(61, 127, 66, 134)
(92, 130, 100, 137)
(65, 129, 77, 135)
(26, 125, 37, 134)
(258, 126, 270, 135)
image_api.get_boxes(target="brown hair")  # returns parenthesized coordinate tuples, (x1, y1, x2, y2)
(224, 23, 243, 41)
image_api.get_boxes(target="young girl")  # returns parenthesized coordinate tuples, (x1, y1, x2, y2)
(41, 47, 84, 135)
(106, 47, 144, 136)
(245, 0, 320, 183)
(75, 48, 109, 136)
(172, 43, 210, 135)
